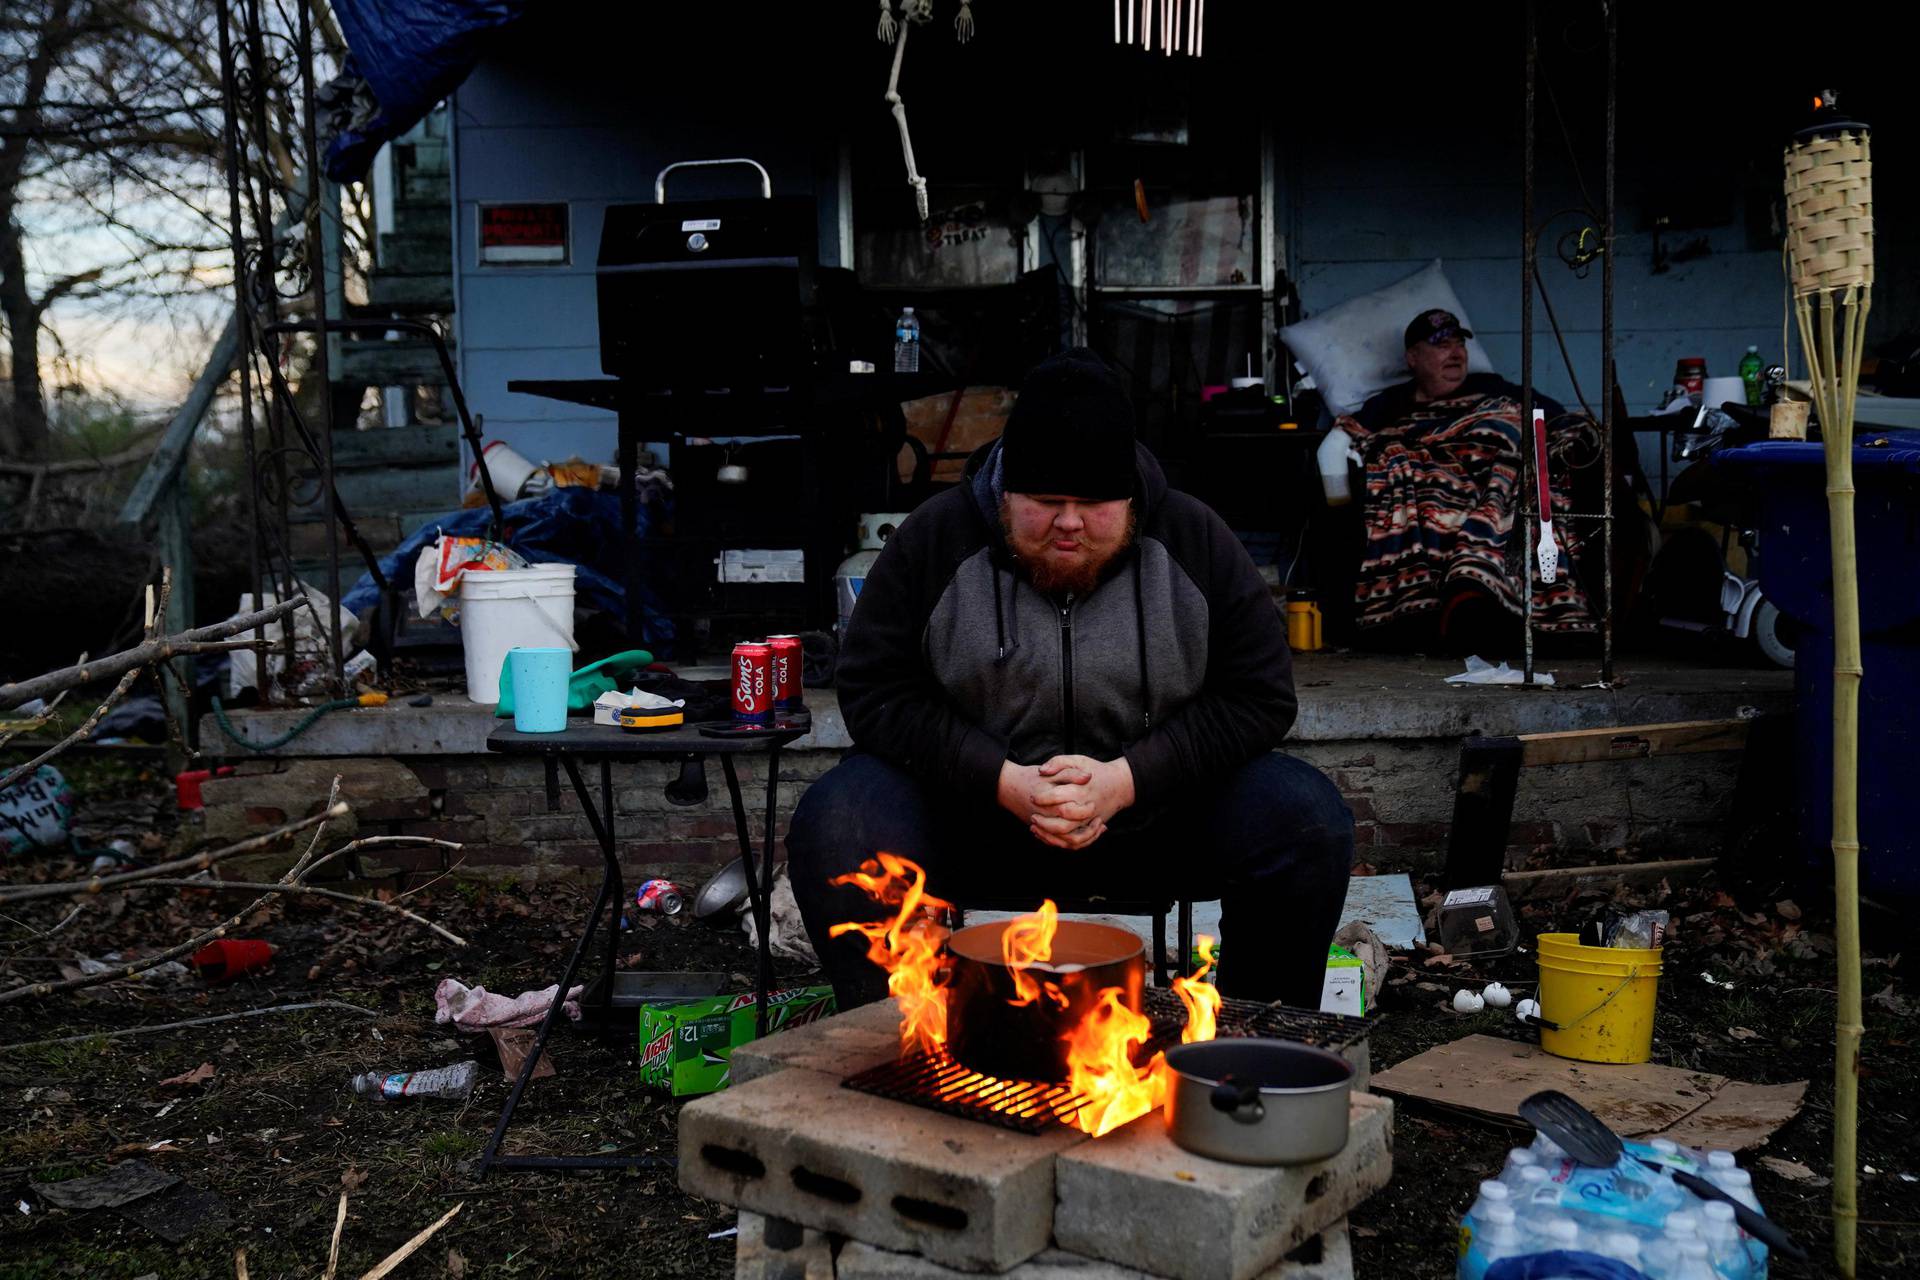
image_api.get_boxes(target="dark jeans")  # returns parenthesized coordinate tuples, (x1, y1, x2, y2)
(786, 751, 1354, 1010)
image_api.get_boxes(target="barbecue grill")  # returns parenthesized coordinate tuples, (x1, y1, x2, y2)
(596, 158, 821, 393)
(843, 988, 1376, 1135)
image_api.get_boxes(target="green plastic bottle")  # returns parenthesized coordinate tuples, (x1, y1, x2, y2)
(1739, 345, 1764, 407)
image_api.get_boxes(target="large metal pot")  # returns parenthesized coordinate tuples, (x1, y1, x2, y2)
(1162, 1039, 1354, 1166)
(943, 919, 1144, 1083)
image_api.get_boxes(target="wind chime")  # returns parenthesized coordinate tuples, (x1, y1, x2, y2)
(1783, 89, 1871, 1279)
(1113, 0, 1204, 56)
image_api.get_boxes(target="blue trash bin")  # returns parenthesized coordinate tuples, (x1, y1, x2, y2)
(1713, 430, 1920, 903)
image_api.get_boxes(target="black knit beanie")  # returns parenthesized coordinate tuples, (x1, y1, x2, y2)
(1000, 348, 1137, 500)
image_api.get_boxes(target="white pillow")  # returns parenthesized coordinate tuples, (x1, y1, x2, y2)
(1279, 259, 1495, 416)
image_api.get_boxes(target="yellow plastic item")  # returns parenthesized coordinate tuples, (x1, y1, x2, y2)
(356, 692, 389, 707)
(618, 708, 685, 731)
(1535, 932, 1663, 1065)
(1285, 598, 1323, 652)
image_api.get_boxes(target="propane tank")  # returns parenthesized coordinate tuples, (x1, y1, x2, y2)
(835, 513, 911, 645)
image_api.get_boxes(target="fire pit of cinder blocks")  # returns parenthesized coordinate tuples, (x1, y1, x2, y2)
(677, 1000, 1393, 1280)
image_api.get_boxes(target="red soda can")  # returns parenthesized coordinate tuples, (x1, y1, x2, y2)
(634, 878, 685, 915)
(731, 641, 773, 722)
(767, 634, 804, 710)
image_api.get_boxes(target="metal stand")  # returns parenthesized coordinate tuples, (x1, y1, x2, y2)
(478, 723, 802, 1176)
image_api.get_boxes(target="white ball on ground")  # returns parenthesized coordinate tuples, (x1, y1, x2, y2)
(1482, 982, 1513, 1008)
(1515, 998, 1542, 1022)
(1453, 988, 1486, 1013)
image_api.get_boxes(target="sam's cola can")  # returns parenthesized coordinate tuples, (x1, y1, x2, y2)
(766, 634, 804, 711)
(731, 641, 773, 722)
(634, 878, 685, 916)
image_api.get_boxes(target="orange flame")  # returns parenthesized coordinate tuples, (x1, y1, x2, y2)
(828, 854, 954, 1054)
(1172, 934, 1222, 1044)
(1003, 899, 1070, 1009)
(1063, 987, 1162, 1136)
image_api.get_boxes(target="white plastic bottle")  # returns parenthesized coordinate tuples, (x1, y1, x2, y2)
(1511, 1165, 1554, 1227)
(1700, 1201, 1753, 1279)
(893, 306, 921, 373)
(1645, 1209, 1702, 1278)
(1464, 1179, 1512, 1232)
(1596, 1231, 1645, 1271)
(1458, 1203, 1525, 1280)
(1672, 1238, 1722, 1280)
(1530, 1214, 1581, 1255)
(1707, 1167, 1769, 1272)
(1499, 1147, 1538, 1187)
(351, 1060, 479, 1101)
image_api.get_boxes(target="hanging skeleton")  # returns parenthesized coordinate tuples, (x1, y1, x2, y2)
(876, 1, 965, 223)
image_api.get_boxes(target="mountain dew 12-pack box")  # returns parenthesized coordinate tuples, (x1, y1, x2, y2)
(637, 985, 837, 1097)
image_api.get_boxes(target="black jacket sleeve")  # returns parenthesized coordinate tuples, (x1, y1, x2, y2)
(834, 510, 1008, 803)
(1121, 504, 1297, 810)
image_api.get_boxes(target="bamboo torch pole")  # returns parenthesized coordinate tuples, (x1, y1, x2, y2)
(1785, 97, 1871, 1277)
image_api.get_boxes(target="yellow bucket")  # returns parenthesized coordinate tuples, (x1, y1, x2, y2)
(1535, 932, 1663, 1064)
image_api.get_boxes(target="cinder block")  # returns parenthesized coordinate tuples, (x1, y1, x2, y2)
(732, 999, 906, 1085)
(681, 1065, 1087, 1272)
(736, 1211, 837, 1280)
(834, 1218, 1351, 1280)
(1053, 1093, 1391, 1280)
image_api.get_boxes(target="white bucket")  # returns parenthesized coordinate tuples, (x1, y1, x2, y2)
(459, 564, 578, 704)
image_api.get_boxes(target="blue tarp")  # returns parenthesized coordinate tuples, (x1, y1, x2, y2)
(324, 0, 526, 180)
(341, 487, 675, 650)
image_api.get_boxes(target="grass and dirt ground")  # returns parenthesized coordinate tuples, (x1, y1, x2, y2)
(2, 767, 1916, 1278)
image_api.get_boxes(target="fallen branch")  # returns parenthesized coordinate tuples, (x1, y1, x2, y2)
(2, 904, 86, 946)
(0, 999, 378, 1053)
(359, 1202, 463, 1280)
(0, 596, 301, 711)
(0, 653, 84, 751)
(132, 879, 469, 946)
(0, 573, 172, 793)
(0, 803, 350, 905)
(0, 778, 345, 1004)
(323, 1191, 347, 1280)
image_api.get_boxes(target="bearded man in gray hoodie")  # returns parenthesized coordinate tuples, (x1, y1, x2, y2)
(788, 349, 1353, 1008)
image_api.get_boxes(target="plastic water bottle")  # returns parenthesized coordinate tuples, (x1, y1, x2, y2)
(1457, 1203, 1525, 1280)
(893, 306, 921, 373)
(1530, 1214, 1581, 1255)
(350, 1060, 479, 1101)
(1739, 346, 1765, 407)
(1705, 1167, 1767, 1268)
(1700, 1201, 1753, 1279)
(1672, 1238, 1722, 1280)
(1596, 1231, 1644, 1270)
(1464, 1180, 1511, 1234)
(1499, 1147, 1538, 1187)
(1511, 1165, 1554, 1226)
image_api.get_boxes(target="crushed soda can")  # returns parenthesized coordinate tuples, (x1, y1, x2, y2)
(635, 878, 685, 916)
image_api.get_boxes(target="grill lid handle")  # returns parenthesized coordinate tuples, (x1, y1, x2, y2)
(655, 158, 773, 204)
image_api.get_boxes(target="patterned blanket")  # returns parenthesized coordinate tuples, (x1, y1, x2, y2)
(1337, 384, 1598, 635)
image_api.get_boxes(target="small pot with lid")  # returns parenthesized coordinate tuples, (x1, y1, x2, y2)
(1162, 1039, 1354, 1166)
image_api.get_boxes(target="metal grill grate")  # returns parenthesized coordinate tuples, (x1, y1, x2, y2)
(842, 1050, 1089, 1135)
(843, 994, 1376, 1135)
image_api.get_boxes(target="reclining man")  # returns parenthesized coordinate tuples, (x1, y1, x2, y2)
(788, 349, 1354, 1010)
(1333, 308, 1599, 655)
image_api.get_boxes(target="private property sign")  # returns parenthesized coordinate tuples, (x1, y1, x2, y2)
(478, 202, 569, 264)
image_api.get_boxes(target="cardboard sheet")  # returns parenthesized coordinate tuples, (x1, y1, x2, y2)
(1371, 1034, 1805, 1151)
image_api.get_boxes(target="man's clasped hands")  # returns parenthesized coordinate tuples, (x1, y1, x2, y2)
(996, 755, 1137, 851)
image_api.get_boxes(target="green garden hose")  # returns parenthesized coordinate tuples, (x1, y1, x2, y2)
(210, 692, 387, 752)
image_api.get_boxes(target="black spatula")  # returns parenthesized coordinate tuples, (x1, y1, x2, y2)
(1519, 1089, 1806, 1262)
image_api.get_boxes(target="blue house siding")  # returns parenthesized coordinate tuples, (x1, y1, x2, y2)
(448, 38, 845, 469)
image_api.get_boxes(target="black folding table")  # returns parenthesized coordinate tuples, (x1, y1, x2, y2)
(478, 719, 805, 1175)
